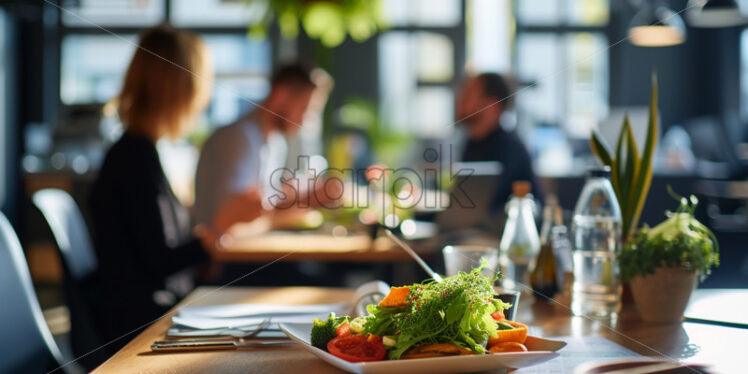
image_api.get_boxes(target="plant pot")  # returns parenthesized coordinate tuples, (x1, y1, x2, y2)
(629, 267, 698, 323)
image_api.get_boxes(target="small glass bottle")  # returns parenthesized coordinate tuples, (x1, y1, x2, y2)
(530, 199, 559, 299)
(499, 181, 540, 292)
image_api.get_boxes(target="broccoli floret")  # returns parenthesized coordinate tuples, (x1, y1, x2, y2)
(311, 313, 349, 350)
(349, 316, 369, 334)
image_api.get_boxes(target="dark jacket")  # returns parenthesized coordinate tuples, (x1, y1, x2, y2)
(89, 132, 207, 347)
(462, 125, 543, 213)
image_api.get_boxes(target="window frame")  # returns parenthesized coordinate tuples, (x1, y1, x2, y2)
(56, 1, 276, 119)
(376, 1, 467, 138)
(512, 0, 613, 136)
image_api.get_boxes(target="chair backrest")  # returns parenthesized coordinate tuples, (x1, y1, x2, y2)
(32, 189, 97, 280)
(0, 211, 64, 373)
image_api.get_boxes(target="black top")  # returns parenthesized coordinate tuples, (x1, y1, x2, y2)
(89, 132, 208, 345)
(462, 125, 544, 213)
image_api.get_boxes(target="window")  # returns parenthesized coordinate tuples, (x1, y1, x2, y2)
(516, 0, 608, 26)
(378, 0, 463, 138)
(60, 34, 136, 105)
(515, 32, 608, 137)
(170, 0, 265, 27)
(200, 35, 271, 126)
(61, 0, 164, 27)
(464, 0, 609, 175)
(55, 1, 273, 203)
(58, 2, 272, 128)
(514, 0, 610, 139)
(382, 0, 462, 27)
(379, 0, 609, 141)
(467, 0, 512, 74)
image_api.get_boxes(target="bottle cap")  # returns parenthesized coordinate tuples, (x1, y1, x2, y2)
(512, 181, 531, 197)
(587, 166, 611, 178)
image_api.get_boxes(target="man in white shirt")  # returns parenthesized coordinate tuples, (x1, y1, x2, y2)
(194, 64, 332, 228)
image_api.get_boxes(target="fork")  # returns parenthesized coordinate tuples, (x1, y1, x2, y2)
(159, 318, 272, 344)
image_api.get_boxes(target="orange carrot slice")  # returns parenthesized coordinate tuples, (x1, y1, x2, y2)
(488, 341, 528, 353)
(378, 286, 411, 308)
(488, 320, 528, 347)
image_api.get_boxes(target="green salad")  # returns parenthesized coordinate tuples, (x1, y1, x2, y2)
(311, 262, 514, 361)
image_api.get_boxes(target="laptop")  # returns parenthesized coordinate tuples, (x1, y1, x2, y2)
(435, 161, 502, 234)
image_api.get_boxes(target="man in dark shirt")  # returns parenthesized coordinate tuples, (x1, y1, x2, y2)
(456, 73, 543, 214)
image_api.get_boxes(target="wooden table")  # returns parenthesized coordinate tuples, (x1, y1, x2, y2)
(93, 287, 746, 373)
(215, 231, 432, 263)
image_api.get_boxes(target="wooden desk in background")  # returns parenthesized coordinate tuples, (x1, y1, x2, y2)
(93, 287, 746, 373)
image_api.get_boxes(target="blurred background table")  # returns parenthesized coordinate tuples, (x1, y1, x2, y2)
(214, 231, 431, 263)
(208, 227, 439, 287)
(93, 286, 746, 374)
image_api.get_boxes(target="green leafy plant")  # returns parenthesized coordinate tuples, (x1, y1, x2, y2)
(332, 97, 413, 168)
(247, 0, 386, 47)
(619, 186, 719, 282)
(590, 73, 658, 242)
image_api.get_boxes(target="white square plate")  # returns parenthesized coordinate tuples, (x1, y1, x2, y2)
(279, 322, 566, 374)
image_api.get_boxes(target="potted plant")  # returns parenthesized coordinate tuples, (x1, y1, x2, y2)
(619, 187, 720, 323)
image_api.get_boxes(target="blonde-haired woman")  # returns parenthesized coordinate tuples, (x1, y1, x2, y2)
(90, 24, 260, 347)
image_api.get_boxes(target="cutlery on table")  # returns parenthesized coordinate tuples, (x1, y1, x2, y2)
(171, 314, 323, 330)
(150, 339, 294, 352)
(154, 336, 288, 344)
(167, 326, 287, 339)
(384, 229, 443, 282)
(167, 318, 272, 340)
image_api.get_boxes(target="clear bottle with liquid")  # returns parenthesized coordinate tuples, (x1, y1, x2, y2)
(571, 167, 622, 318)
(499, 181, 540, 292)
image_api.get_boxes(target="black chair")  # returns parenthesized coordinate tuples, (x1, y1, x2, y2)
(0, 211, 65, 373)
(32, 189, 108, 368)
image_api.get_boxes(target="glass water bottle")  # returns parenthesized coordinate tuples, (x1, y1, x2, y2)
(499, 181, 540, 292)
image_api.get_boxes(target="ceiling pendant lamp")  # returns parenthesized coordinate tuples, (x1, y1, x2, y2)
(687, 0, 746, 28)
(628, 1, 687, 47)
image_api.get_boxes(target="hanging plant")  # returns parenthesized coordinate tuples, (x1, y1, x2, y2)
(247, 0, 386, 48)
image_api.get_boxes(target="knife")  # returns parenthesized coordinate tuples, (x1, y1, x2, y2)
(150, 340, 294, 352)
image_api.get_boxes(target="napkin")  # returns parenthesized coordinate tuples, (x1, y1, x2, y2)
(178, 302, 349, 319)
(170, 281, 390, 332)
(172, 314, 329, 330)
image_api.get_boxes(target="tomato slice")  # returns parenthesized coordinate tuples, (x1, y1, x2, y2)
(336, 322, 351, 337)
(491, 311, 505, 321)
(327, 335, 387, 362)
